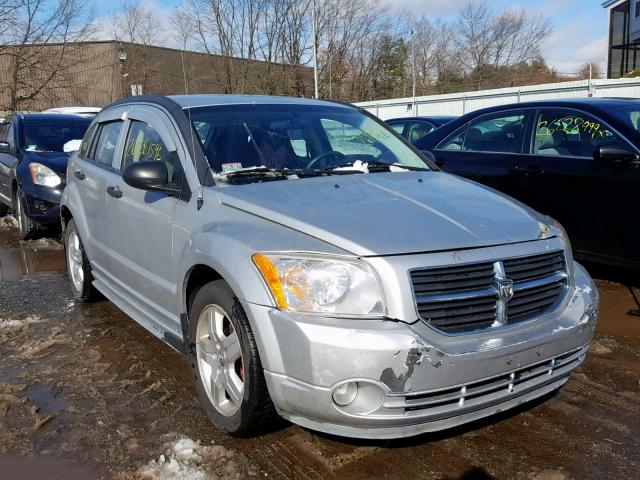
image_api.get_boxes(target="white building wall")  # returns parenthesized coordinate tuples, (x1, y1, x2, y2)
(354, 78, 640, 120)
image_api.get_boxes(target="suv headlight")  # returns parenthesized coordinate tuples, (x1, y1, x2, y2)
(29, 163, 61, 187)
(252, 253, 386, 317)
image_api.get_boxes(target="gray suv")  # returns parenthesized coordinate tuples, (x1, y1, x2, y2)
(60, 95, 598, 439)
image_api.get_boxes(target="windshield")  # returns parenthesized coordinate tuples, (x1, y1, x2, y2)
(22, 121, 90, 153)
(187, 104, 429, 178)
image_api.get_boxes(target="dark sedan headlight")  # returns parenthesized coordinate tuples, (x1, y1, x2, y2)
(29, 163, 61, 187)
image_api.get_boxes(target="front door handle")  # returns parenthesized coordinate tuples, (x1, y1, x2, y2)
(74, 170, 85, 180)
(107, 186, 122, 199)
(525, 165, 543, 176)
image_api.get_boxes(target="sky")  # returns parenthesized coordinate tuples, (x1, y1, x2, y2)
(384, 0, 609, 76)
(103, 0, 610, 77)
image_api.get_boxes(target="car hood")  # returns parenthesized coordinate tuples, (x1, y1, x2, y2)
(22, 151, 70, 176)
(217, 172, 551, 256)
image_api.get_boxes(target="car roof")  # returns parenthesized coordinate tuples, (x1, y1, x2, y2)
(466, 97, 640, 116)
(386, 116, 458, 122)
(15, 113, 92, 122)
(168, 94, 352, 110)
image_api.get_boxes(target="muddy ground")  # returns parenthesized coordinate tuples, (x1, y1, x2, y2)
(0, 217, 639, 480)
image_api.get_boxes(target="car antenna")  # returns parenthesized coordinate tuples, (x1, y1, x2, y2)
(180, 42, 204, 211)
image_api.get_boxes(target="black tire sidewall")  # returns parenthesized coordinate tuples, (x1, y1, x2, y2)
(15, 189, 36, 240)
(187, 280, 265, 435)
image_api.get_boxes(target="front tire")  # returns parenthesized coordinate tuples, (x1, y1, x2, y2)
(188, 280, 278, 436)
(64, 219, 100, 302)
(14, 188, 38, 240)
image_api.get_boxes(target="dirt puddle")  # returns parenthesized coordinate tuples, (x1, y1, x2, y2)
(0, 216, 66, 281)
(0, 247, 66, 281)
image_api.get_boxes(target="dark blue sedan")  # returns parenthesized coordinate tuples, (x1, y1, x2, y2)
(0, 113, 91, 239)
(414, 98, 640, 270)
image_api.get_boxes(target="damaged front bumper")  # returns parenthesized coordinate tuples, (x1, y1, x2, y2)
(242, 263, 598, 439)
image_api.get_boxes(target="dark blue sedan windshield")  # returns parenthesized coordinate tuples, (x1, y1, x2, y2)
(22, 121, 90, 153)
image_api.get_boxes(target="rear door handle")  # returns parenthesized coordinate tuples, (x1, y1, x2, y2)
(107, 186, 122, 199)
(74, 170, 85, 180)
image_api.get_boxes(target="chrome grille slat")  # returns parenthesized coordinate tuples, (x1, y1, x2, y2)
(411, 250, 568, 334)
(384, 347, 586, 414)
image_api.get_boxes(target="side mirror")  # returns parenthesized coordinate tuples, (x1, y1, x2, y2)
(594, 145, 639, 164)
(122, 160, 181, 195)
(0, 141, 10, 153)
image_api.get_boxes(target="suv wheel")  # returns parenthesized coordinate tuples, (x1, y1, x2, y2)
(14, 188, 38, 240)
(188, 280, 278, 436)
(64, 219, 100, 302)
(0, 202, 8, 217)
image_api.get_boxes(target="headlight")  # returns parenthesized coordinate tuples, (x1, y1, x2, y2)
(252, 253, 386, 317)
(29, 163, 61, 187)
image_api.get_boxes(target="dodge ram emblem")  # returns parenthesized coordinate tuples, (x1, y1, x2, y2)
(498, 280, 514, 302)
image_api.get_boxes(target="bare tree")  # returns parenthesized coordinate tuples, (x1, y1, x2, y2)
(0, 0, 96, 111)
(453, 1, 552, 90)
(111, 0, 164, 46)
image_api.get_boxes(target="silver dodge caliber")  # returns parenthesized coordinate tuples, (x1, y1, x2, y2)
(60, 94, 598, 439)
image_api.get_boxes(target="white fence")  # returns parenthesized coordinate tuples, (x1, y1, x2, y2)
(354, 78, 640, 120)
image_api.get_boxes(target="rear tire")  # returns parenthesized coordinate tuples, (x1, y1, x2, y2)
(0, 202, 8, 217)
(188, 280, 279, 436)
(14, 188, 38, 240)
(64, 219, 100, 302)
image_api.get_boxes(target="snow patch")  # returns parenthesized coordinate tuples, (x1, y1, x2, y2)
(138, 436, 246, 480)
(332, 160, 369, 173)
(0, 216, 18, 230)
(0, 315, 44, 330)
(21, 238, 64, 251)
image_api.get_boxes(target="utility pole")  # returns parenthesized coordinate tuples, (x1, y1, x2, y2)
(329, 49, 332, 99)
(411, 29, 417, 115)
(312, 0, 319, 99)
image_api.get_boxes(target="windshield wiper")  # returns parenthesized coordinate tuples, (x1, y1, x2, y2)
(318, 161, 429, 174)
(215, 166, 312, 183)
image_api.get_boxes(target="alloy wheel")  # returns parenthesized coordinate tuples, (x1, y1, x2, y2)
(196, 304, 245, 416)
(67, 229, 84, 292)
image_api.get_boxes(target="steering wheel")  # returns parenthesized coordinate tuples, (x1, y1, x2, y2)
(305, 150, 347, 170)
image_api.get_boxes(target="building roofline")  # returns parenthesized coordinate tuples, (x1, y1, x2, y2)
(0, 39, 312, 71)
(602, 0, 626, 9)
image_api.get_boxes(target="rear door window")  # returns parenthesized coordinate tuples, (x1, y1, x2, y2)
(531, 109, 629, 158)
(90, 121, 123, 168)
(387, 121, 406, 136)
(438, 112, 527, 154)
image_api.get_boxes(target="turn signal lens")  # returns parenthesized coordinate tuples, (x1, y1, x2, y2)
(252, 253, 287, 309)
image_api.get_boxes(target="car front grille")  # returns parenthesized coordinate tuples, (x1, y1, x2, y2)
(410, 250, 568, 334)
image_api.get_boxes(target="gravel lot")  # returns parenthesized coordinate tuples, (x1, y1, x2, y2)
(1, 219, 639, 480)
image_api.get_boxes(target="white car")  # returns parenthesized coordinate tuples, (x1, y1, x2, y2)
(43, 107, 101, 118)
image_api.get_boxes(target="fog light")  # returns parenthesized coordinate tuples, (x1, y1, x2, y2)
(332, 382, 358, 406)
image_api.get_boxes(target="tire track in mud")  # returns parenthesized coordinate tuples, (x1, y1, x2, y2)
(564, 375, 640, 415)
